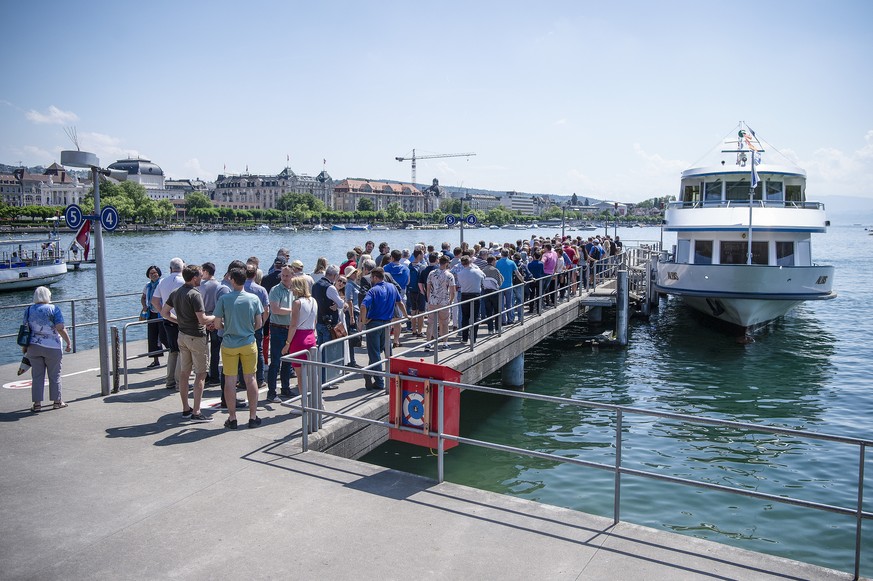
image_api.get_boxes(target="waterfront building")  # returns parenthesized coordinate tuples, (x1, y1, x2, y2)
(106, 157, 182, 201)
(333, 179, 433, 213)
(462, 193, 503, 212)
(593, 200, 627, 216)
(502, 191, 548, 216)
(0, 164, 86, 207)
(211, 167, 333, 210)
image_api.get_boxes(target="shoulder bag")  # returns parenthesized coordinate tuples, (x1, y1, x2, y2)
(17, 306, 32, 347)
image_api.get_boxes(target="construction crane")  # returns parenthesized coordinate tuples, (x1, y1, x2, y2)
(395, 149, 476, 185)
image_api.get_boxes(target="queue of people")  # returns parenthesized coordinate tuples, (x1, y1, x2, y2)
(135, 232, 621, 428)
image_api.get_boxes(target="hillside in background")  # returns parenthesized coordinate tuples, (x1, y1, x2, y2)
(819, 195, 873, 225)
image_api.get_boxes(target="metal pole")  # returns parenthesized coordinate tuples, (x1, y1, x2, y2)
(92, 167, 111, 396)
(561, 206, 566, 239)
(747, 188, 754, 265)
(437, 382, 445, 483)
(854, 443, 865, 581)
(614, 409, 623, 525)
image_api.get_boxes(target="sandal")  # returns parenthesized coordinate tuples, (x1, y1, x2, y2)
(31, 403, 41, 413)
(53, 401, 68, 410)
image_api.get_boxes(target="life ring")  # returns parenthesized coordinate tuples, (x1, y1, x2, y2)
(402, 392, 426, 427)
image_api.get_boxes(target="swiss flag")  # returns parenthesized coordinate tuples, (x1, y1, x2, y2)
(75, 220, 91, 261)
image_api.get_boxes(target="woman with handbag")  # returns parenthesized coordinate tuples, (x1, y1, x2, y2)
(141, 265, 165, 367)
(23, 286, 72, 412)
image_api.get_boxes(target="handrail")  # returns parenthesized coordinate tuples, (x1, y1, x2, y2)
(1, 291, 143, 352)
(285, 356, 870, 580)
(313, 251, 638, 389)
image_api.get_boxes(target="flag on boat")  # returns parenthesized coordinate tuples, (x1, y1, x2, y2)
(75, 219, 91, 261)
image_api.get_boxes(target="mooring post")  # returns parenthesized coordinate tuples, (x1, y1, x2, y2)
(501, 354, 525, 388)
(616, 269, 628, 346)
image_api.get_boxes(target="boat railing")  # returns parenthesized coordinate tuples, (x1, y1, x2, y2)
(286, 353, 871, 579)
(669, 200, 825, 210)
(0, 291, 143, 353)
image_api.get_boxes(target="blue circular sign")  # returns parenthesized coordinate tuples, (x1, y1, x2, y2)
(100, 205, 120, 232)
(445, 214, 457, 226)
(466, 214, 477, 225)
(64, 204, 83, 230)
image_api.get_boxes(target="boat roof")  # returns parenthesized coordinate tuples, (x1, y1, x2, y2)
(681, 163, 806, 180)
(0, 237, 62, 246)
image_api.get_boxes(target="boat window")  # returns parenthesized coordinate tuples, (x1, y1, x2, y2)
(694, 240, 713, 264)
(720, 241, 768, 264)
(766, 181, 783, 201)
(786, 185, 802, 203)
(726, 181, 761, 201)
(704, 181, 722, 201)
(682, 185, 700, 203)
(776, 241, 795, 266)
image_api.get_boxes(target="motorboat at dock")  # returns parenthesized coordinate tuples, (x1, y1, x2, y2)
(654, 123, 836, 330)
(0, 235, 68, 291)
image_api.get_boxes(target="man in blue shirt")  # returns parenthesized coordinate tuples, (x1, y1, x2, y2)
(382, 249, 410, 347)
(359, 267, 410, 391)
(495, 249, 522, 324)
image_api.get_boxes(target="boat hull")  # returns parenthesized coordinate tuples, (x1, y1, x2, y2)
(654, 262, 835, 327)
(0, 262, 68, 292)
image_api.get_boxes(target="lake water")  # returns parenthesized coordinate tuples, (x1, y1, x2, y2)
(1, 224, 871, 575)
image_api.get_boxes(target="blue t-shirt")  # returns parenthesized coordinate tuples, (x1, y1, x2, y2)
(528, 259, 545, 281)
(383, 262, 410, 292)
(362, 281, 401, 321)
(26, 303, 64, 350)
(214, 290, 263, 349)
(496, 257, 519, 289)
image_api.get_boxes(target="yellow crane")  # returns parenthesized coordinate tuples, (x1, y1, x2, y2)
(395, 149, 476, 185)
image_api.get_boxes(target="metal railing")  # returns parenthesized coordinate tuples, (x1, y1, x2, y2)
(286, 355, 870, 580)
(1, 291, 143, 353)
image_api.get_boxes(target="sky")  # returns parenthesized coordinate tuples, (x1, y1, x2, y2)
(3, 0, 872, 205)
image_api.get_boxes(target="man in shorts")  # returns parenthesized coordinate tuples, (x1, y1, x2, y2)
(161, 264, 214, 422)
(213, 267, 264, 429)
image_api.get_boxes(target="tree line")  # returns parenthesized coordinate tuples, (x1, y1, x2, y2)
(0, 181, 667, 227)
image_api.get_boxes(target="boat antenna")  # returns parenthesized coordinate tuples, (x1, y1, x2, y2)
(688, 122, 742, 168)
(63, 126, 81, 151)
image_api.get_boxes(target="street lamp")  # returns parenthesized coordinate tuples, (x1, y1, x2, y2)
(60, 150, 127, 396)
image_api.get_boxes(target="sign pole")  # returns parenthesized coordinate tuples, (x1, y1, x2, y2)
(91, 167, 111, 396)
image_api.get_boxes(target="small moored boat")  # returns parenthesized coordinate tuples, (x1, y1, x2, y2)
(0, 236, 68, 292)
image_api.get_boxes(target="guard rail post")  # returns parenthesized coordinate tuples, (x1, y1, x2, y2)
(438, 381, 445, 484)
(111, 325, 120, 393)
(70, 300, 77, 352)
(614, 409, 623, 525)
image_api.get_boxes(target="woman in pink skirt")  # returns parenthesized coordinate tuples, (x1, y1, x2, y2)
(282, 276, 317, 393)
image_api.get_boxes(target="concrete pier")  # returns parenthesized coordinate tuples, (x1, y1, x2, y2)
(500, 353, 525, 387)
(0, 345, 857, 580)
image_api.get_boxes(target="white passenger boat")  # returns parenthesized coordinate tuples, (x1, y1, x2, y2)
(654, 123, 836, 330)
(0, 236, 68, 292)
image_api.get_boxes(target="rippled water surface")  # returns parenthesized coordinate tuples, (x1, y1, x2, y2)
(2, 224, 871, 574)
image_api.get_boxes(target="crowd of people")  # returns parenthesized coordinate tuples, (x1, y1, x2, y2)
(141, 232, 623, 429)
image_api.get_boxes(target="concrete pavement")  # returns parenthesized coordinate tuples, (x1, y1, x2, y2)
(0, 344, 858, 580)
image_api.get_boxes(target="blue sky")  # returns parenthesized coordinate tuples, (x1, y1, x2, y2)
(3, 0, 872, 203)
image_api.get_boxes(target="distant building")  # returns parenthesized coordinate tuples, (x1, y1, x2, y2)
(0, 164, 85, 207)
(106, 157, 182, 201)
(593, 200, 627, 216)
(502, 191, 548, 216)
(165, 178, 209, 196)
(333, 179, 431, 213)
(464, 193, 503, 212)
(211, 167, 333, 210)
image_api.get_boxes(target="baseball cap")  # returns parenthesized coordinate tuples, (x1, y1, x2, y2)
(290, 259, 304, 269)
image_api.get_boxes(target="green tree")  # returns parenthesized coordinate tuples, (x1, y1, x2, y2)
(385, 202, 405, 223)
(186, 192, 213, 212)
(156, 199, 175, 222)
(357, 197, 374, 212)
